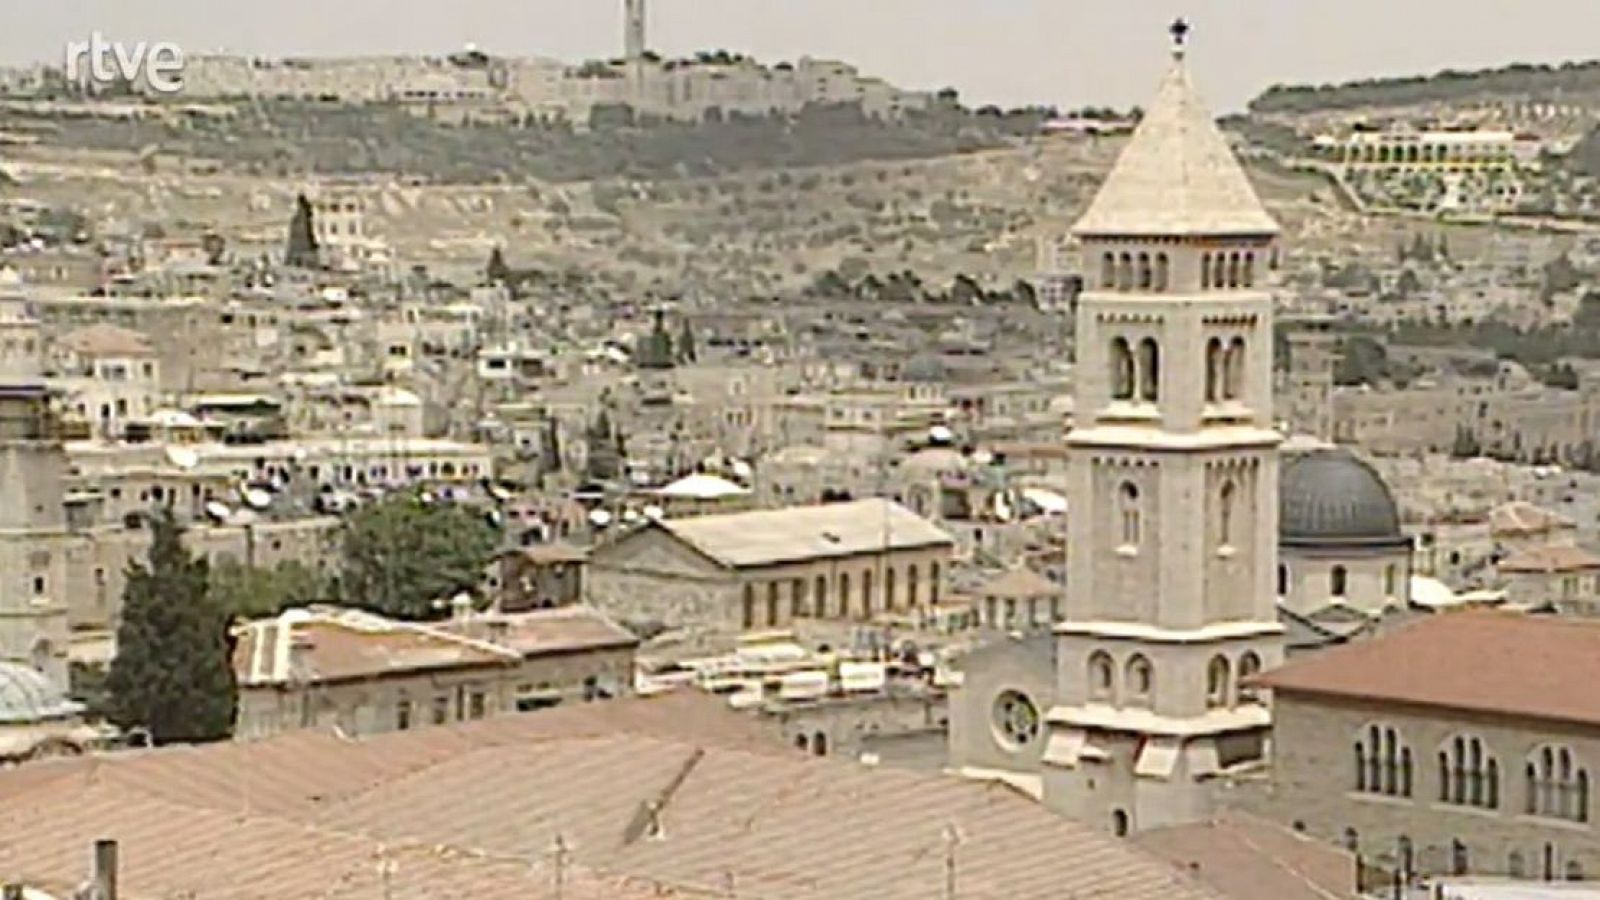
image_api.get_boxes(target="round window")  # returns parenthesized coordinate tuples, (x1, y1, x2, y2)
(992, 689, 1041, 749)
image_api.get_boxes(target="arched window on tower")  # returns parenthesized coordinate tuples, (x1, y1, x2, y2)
(1213, 253, 1228, 289)
(1126, 654, 1153, 705)
(1218, 480, 1236, 548)
(1137, 252, 1152, 290)
(1101, 252, 1116, 289)
(1331, 565, 1348, 597)
(1088, 651, 1115, 703)
(1224, 338, 1246, 400)
(1205, 338, 1223, 403)
(1227, 253, 1242, 288)
(1118, 482, 1141, 547)
(1137, 338, 1160, 402)
(1118, 253, 1134, 290)
(1200, 254, 1212, 291)
(1154, 253, 1170, 290)
(1277, 564, 1289, 597)
(1238, 651, 1263, 703)
(1528, 745, 1589, 821)
(1243, 253, 1255, 287)
(1206, 655, 1231, 709)
(1110, 338, 1135, 401)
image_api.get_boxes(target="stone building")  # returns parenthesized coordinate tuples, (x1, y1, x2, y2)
(1252, 611, 1600, 882)
(232, 605, 636, 740)
(1039, 28, 1284, 835)
(586, 498, 954, 632)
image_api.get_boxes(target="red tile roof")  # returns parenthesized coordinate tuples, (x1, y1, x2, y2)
(0, 693, 1220, 900)
(1135, 810, 1359, 900)
(1252, 610, 1600, 728)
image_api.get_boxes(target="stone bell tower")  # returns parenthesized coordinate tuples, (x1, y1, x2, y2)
(1042, 20, 1285, 834)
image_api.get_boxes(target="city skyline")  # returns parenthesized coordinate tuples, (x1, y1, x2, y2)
(4, 0, 1600, 112)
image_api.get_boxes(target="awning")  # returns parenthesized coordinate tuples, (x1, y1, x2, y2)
(1135, 737, 1181, 779)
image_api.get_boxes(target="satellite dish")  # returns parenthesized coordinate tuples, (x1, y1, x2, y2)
(242, 488, 273, 510)
(928, 425, 955, 445)
(485, 508, 504, 528)
(204, 501, 231, 522)
(622, 508, 641, 523)
(730, 459, 753, 479)
(165, 446, 200, 470)
(643, 504, 665, 520)
(972, 449, 994, 466)
(588, 509, 613, 527)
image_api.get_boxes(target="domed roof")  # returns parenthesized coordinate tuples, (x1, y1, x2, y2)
(0, 662, 82, 725)
(1280, 448, 1405, 548)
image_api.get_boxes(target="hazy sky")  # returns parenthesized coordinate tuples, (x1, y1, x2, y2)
(8, 1, 1600, 112)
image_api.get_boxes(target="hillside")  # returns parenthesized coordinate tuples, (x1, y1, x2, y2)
(1250, 59, 1600, 114)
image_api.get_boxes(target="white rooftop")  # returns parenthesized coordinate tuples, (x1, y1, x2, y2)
(656, 498, 953, 569)
(1072, 49, 1278, 239)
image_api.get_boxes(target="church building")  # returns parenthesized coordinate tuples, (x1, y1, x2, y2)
(950, 24, 1287, 835)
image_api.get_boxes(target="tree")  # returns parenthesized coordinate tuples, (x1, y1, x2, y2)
(486, 246, 511, 285)
(338, 492, 498, 621)
(106, 510, 237, 744)
(284, 194, 319, 269)
(210, 559, 328, 621)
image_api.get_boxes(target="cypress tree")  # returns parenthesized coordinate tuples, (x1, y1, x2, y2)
(107, 509, 237, 744)
(284, 194, 320, 269)
(487, 246, 511, 285)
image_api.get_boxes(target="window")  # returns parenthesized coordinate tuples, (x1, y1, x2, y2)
(1112, 809, 1130, 837)
(395, 698, 412, 731)
(1205, 338, 1223, 402)
(1110, 338, 1135, 400)
(992, 690, 1041, 748)
(1331, 565, 1348, 598)
(1438, 734, 1498, 809)
(1224, 338, 1246, 400)
(861, 569, 873, 616)
(1206, 655, 1231, 709)
(884, 567, 896, 610)
(1117, 252, 1133, 290)
(1137, 338, 1160, 402)
(1101, 252, 1115, 288)
(1528, 744, 1588, 822)
(814, 575, 828, 616)
(468, 690, 487, 720)
(767, 582, 780, 626)
(1154, 253, 1170, 291)
(838, 573, 851, 617)
(1277, 564, 1289, 597)
(742, 584, 756, 629)
(931, 562, 941, 604)
(1238, 652, 1264, 703)
(1200, 254, 1211, 290)
(1118, 482, 1141, 547)
(1088, 651, 1115, 702)
(1218, 481, 1236, 547)
(1384, 564, 1398, 598)
(906, 565, 919, 607)
(1137, 252, 1152, 290)
(431, 695, 450, 725)
(1354, 723, 1412, 797)
(1126, 654, 1153, 705)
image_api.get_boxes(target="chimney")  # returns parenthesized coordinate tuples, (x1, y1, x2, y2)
(92, 839, 117, 900)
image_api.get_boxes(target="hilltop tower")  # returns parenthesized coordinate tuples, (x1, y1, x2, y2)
(1043, 20, 1285, 834)
(624, 0, 647, 61)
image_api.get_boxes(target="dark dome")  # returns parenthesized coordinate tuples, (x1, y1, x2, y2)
(1280, 448, 1404, 547)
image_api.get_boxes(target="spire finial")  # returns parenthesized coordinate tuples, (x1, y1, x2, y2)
(1169, 17, 1191, 58)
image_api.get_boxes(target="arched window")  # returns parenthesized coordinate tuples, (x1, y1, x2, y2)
(1088, 651, 1115, 702)
(1384, 564, 1398, 598)
(814, 731, 828, 756)
(1117, 253, 1133, 290)
(1224, 338, 1246, 400)
(1398, 836, 1414, 876)
(861, 569, 873, 616)
(1331, 565, 1348, 598)
(1205, 338, 1224, 403)
(906, 565, 919, 607)
(767, 582, 780, 626)
(838, 573, 851, 618)
(1200, 254, 1212, 290)
(1356, 723, 1412, 797)
(1509, 851, 1526, 879)
(1214, 253, 1228, 289)
(931, 561, 942, 605)
(1118, 482, 1141, 546)
(1243, 253, 1255, 287)
(1218, 480, 1236, 547)
(1112, 809, 1130, 837)
(1101, 252, 1116, 289)
(814, 575, 828, 616)
(791, 578, 806, 618)
(1137, 338, 1160, 402)
(1126, 654, 1153, 705)
(1137, 252, 1152, 290)
(1529, 744, 1588, 821)
(1277, 564, 1289, 597)
(1206, 655, 1231, 709)
(1154, 253, 1170, 290)
(1440, 734, 1498, 809)
(1110, 338, 1135, 401)
(884, 567, 896, 610)
(1354, 742, 1367, 792)
(742, 584, 756, 629)
(1227, 253, 1241, 288)
(1238, 651, 1263, 703)
(1451, 840, 1469, 877)
(1342, 828, 1359, 853)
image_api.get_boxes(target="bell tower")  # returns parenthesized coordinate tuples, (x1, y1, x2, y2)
(1042, 21, 1285, 834)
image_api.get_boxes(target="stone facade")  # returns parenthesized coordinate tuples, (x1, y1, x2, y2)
(1262, 693, 1600, 882)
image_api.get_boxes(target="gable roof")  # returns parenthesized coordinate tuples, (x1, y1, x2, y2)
(980, 566, 1059, 599)
(1252, 610, 1600, 728)
(58, 323, 155, 357)
(1072, 56, 1277, 239)
(1135, 810, 1359, 900)
(0, 693, 1221, 900)
(646, 499, 954, 569)
(1498, 543, 1600, 574)
(232, 607, 520, 687)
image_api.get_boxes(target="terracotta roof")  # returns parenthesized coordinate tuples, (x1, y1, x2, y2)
(1135, 810, 1359, 900)
(1489, 501, 1575, 537)
(1252, 611, 1600, 728)
(439, 606, 639, 657)
(1498, 544, 1600, 574)
(58, 323, 155, 357)
(233, 609, 520, 687)
(0, 694, 1219, 900)
(645, 498, 954, 569)
(1072, 54, 1277, 239)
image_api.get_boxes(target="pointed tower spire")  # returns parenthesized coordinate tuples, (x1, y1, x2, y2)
(1072, 25, 1276, 239)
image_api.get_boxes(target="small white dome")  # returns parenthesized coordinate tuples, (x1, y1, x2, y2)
(0, 662, 81, 725)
